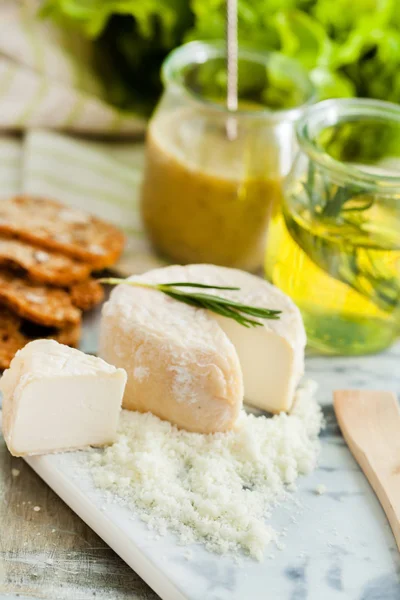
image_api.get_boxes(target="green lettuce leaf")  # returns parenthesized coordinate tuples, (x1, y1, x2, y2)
(42, 0, 400, 113)
(42, 0, 192, 113)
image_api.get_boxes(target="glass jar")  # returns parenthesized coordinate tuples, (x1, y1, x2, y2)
(265, 98, 400, 355)
(141, 41, 314, 271)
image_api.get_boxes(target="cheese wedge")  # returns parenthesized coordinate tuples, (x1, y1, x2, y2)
(100, 264, 306, 433)
(1, 340, 127, 456)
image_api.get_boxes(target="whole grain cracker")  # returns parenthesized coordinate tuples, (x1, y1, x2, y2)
(0, 196, 125, 269)
(69, 279, 104, 311)
(0, 237, 92, 286)
(0, 270, 81, 327)
(0, 306, 81, 370)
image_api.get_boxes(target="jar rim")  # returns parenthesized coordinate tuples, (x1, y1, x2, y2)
(161, 40, 315, 121)
(296, 98, 400, 190)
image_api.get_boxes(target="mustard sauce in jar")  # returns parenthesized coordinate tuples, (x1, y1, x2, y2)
(141, 42, 314, 271)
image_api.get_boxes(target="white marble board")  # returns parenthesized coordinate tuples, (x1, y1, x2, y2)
(4, 306, 400, 599)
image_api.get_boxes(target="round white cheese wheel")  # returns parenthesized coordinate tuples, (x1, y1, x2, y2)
(100, 264, 306, 433)
(100, 265, 244, 433)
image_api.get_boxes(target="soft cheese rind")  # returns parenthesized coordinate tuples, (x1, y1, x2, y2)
(100, 266, 243, 434)
(100, 264, 306, 432)
(1, 339, 127, 456)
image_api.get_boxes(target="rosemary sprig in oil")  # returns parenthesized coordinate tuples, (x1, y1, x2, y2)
(289, 163, 400, 313)
(99, 279, 281, 328)
(303, 162, 369, 220)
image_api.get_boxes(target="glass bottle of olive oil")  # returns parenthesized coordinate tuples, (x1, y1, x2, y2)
(265, 99, 400, 355)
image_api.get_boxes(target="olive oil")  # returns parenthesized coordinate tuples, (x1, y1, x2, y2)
(265, 185, 400, 355)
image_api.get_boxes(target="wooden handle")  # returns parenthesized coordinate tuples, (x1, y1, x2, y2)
(334, 390, 400, 552)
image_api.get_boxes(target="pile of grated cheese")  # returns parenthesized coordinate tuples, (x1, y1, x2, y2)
(88, 380, 323, 561)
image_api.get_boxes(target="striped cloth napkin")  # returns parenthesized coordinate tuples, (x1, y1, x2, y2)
(0, 1, 146, 136)
(0, 131, 164, 276)
(0, 1, 165, 276)
(0, 137, 22, 197)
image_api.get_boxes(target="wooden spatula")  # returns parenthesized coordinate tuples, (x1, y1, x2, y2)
(334, 390, 400, 552)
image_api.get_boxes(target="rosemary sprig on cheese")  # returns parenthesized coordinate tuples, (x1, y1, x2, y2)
(99, 278, 281, 328)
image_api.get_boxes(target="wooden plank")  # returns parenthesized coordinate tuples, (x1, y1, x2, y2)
(0, 434, 158, 599)
(334, 389, 400, 553)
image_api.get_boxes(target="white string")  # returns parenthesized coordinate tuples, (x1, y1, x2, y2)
(226, 0, 238, 140)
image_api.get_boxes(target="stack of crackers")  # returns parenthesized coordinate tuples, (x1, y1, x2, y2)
(0, 196, 125, 369)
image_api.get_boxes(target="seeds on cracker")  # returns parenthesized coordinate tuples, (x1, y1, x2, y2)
(0, 237, 91, 285)
(0, 306, 80, 370)
(58, 208, 90, 225)
(0, 196, 125, 269)
(33, 250, 50, 263)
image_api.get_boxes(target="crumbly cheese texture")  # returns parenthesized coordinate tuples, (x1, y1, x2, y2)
(1, 340, 127, 456)
(89, 380, 322, 560)
(100, 264, 306, 433)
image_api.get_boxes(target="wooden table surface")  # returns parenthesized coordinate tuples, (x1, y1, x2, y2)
(0, 434, 159, 600)
(0, 295, 161, 599)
